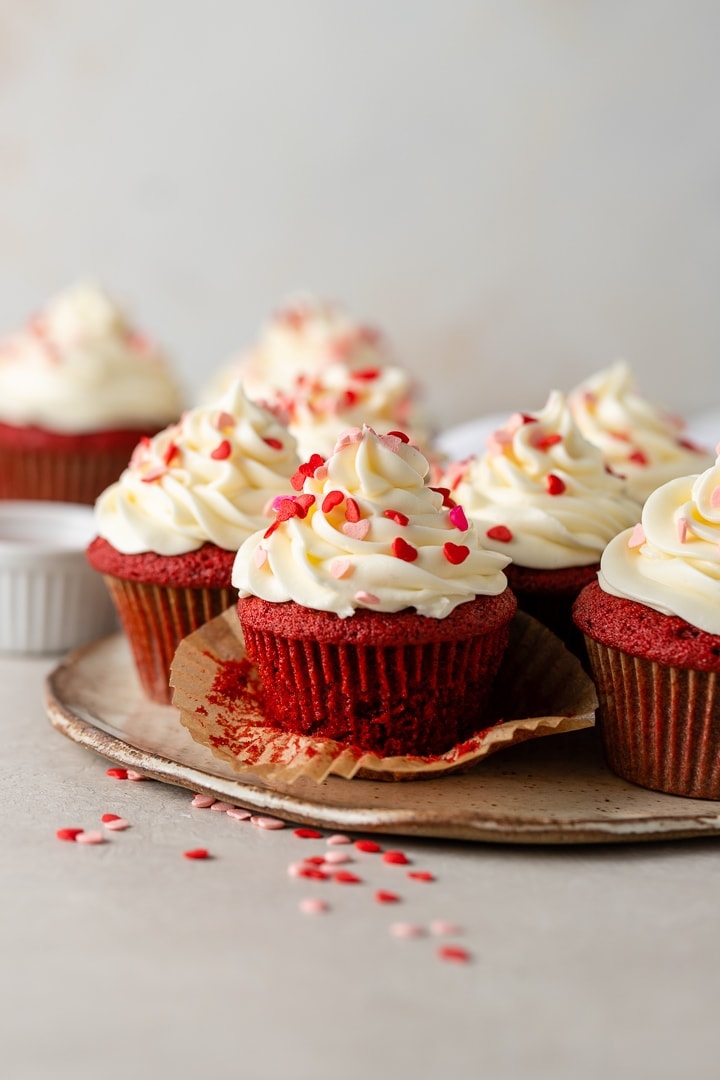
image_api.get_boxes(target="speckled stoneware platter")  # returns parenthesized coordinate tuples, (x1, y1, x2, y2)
(45, 633, 720, 844)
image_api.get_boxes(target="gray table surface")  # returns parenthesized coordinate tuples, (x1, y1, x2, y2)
(3, 650, 720, 1080)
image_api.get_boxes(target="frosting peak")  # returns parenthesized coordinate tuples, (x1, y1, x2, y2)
(0, 282, 182, 432)
(232, 425, 510, 618)
(568, 361, 714, 502)
(94, 381, 301, 556)
(449, 391, 641, 569)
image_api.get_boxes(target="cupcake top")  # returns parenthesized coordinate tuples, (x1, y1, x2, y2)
(203, 296, 429, 459)
(567, 361, 713, 503)
(232, 425, 510, 619)
(0, 282, 182, 433)
(94, 380, 300, 556)
(447, 391, 641, 570)
(599, 448, 720, 635)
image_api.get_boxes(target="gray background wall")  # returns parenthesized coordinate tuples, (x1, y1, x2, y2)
(0, 0, 717, 432)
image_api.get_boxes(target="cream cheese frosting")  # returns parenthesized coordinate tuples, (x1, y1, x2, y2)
(94, 380, 301, 556)
(598, 449, 720, 634)
(232, 425, 510, 618)
(448, 391, 641, 570)
(568, 361, 713, 503)
(202, 296, 429, 459)
(0, 282, 182, 433)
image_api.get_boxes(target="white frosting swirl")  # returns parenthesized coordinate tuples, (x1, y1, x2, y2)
(568, 361, 713, 502)
(0, 283, 182, 432)
(599, 451, 720, 634)
(94, 381, 301, 556)
(201, 296, 429, 458)
(232, 425, 510, 618)
(449, 391, 641, 569)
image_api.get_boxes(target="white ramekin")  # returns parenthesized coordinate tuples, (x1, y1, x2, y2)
(0, 501, 117, 655)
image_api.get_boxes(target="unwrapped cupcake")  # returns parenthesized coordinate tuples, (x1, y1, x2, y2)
(231, 424, 516, 757)
(0, 282, 183, 504)
(445, 391, 640, 656)
(567, 361, 713, 503)
(202, 296, 430, 459)
(86, 380, 300, 703)
(573, 446, 720, 799)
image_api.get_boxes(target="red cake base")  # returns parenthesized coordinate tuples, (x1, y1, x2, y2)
(236, 591, 517, 757)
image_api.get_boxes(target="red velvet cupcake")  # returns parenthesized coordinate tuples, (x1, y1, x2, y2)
(0, 283, 182, 504)
(573, 450, 720, 799)
(446, 391, 640, 658)
(87, 382, 300, 704)
(232, 426, 516, 757)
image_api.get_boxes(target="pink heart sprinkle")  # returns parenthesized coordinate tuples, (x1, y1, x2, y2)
(390, 922, 425, 939)
(250, 815, 286, 830)
(299, 898, 329, 915)
(126, 770, 145, 781)
(191, 794, 216, 808)
(326, 834, 351, 845)
(711, 486, 720, 508)
(342, 519, 370, 540)
(226, 807, 252, 820)
(323, 850, 351, 865)
(355, 591, 379, 605)
(449, 505, 468, 531)
(628, 523, 645, 549)
(140, 465, 167, 483)
(254, 546, 268, 568)
(430, 920, 462, 937)
(379, 434, 403, 453)
(314, 465, 328, 482)
(486, 430, 513, 455)
(330, 557, 351, 579)
(677, 517, 688, 543)
(216, 411, 235, 430)
(75, 830, 105, 845)
(103, 817, 130, 832)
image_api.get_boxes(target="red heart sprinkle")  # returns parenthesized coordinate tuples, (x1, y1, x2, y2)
(101, 814, 121, 823)
(352, 367, 380, 381)
(408, 871, 435, 882)
(392, 537, 418, 562)
(345, 497, 361, 523)
(163, 440, 179, 465)
(293, 494, 316, 518)
(386, 430, 410, 443)
(106, 768, 128, 780)
(535, 433, 562, 450)
(429, 486, 456, 508)
(383, 509, 409, 526)
(628, 449, 649, 466)
(438, 945, 471, 964)
(183, 849, 210, 860)
(56, 828, 83, 842)
(299, 867, 328, 880)
(546, 473, 566, 496)
(263, 436, 283, 450)
(355, 840, 382, 853)
(322, 490, 344, 513)
(275, 498, 299, 521)
(211, 439, 232, 461)
(375, 890, 400, 904)
(443, 542, 469, 565)
(486, 525, 513, 543)
(333, 871, 362, 884)
(303, 856, 326, 865)
(383, 850, 410, 865)
(294, 828, 323, 839)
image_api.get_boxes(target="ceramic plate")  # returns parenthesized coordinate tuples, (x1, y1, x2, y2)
(44, 633, 720, 844)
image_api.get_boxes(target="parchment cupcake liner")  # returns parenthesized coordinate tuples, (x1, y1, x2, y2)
(170, 607, 598, 783)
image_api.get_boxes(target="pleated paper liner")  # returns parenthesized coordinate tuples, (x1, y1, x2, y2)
(170, 608, 598, 784)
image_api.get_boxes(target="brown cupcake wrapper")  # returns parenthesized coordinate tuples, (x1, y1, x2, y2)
(584, 636, 720, 799)
(0, 445, 133, 505)
(103, 576, 237, 704)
